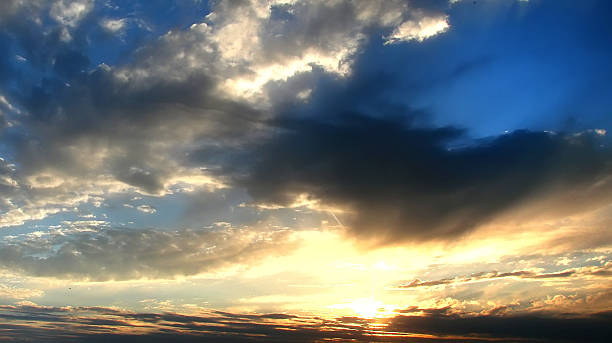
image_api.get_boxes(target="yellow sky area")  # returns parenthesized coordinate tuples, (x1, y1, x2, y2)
(2, 208, 609, 319)
(230, 222, 590, 317)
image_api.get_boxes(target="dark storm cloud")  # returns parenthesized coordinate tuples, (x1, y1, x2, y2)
(0, 227, 294, 281)
(235, 114, 612, 244)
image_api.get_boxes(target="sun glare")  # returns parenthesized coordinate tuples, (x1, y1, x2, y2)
(330, 298, 398, 319)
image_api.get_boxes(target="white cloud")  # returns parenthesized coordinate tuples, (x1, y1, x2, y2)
(100, 18, 126, 33)
(49, 0, 94, 42)
(136, 204, 156, 214)
(207, 0, 450, 101)
(385, 15, 450, 44)
(0, 207, 65, 229)
(125, 0, 454, 103)
(50, 0, 93, 27)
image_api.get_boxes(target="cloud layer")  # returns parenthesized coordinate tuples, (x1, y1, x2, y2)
(0, 303, 610, 343)
(0, 227, 294, 281)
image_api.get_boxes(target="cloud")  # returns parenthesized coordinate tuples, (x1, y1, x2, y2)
(0, 164, 133, 228)
(0, 303, 609, 343)
(233, 113, 612, 245)
(398, 263, 612, 289)
(135, 204, 156, 214)
(385, 15, 449, 44)
(8, 63, 252, 196)
(388, 309, 612, 343)
(0, 2, 230, 200)
(50, 0, 94, 28)
(0, 0, 608, 252)
(0, 0, 44, 20)
(204, 0, 453, 100)
(100, 18, 126, 34)
(0, 226, 295, 281)
(0, 285, 44, 300)
(0, 0, 463, 229)
(0, 303, 383, 343)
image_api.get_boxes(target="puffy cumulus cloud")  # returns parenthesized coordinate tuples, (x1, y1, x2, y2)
(203, 0, 452, 100)
(0, 2, 260, 197)
(0, 10, 213, 228)
(0, 0, 457, 226)
(7, 56, 242, 197)
(0, 226, 296, 281)
(84, 0, 454, 103)
(0, 0, 608, 253)
(4, 0, 578, 250)
(233, 114, 612, 245)
(69, 0, 454, 105)
(0, 127, 225, 228)
(49, 0, 94, 28)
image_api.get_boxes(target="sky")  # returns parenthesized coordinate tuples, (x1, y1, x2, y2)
(0, 0, 611, 342)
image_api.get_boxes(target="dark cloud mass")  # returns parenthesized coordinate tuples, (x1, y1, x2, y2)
(238, 114, 612, 244)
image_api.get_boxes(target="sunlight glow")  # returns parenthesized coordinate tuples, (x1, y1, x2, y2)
(330, 298, 398, 319)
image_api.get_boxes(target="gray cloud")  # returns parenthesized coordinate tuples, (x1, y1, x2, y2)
(0, 1, 260, 196)
(233, 113, 612, 245)
(0, 0, 458, 229)
(0, 227, 295, 281)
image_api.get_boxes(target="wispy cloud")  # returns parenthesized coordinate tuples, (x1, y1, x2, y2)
(398, 263, 612, 289)
(0, 227, 295, 281)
